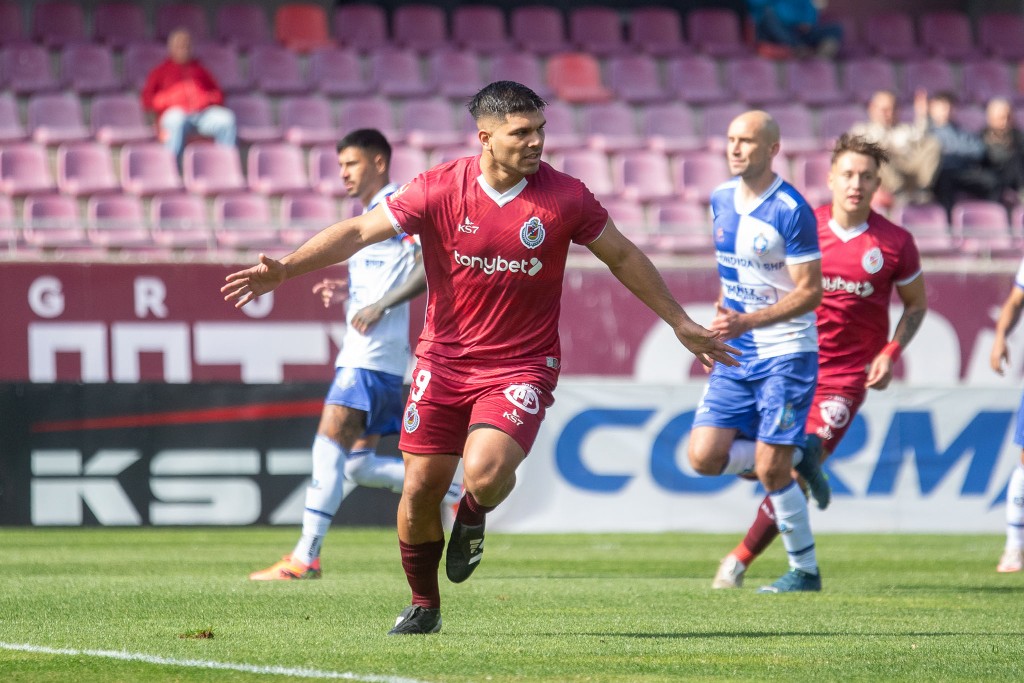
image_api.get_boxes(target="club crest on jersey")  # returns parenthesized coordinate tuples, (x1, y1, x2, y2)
(403, 403, 421, 433)
(777, 402, 796, 431)
(753, 233, 769, 255)
(520, 217, 546, 249)
(862, 247, 884, 274)
(504, 384, 541, 414)
(819, 396, 852, 428)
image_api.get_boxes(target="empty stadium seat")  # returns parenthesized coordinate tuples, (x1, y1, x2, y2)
(3, 44, 60, 95)
(0, 0, 23, 46)
(648, 200, 713, 254)
(951, 200, 1018, 257)
(249, 45, 309, 95)
(308, 144, 346, 196)
(606, 55, 670, 105)
(627, 6, 689, 57)
(393, 4, 448, 54)
(120, 143, 183, 195)
(216, 3, 272, 49)
(332, 3, 388, 53)
(961, 60, 1015, 106)
(0, 93, 27, 143)
(280, 193, 338, 245)
(388, 147, 432, 184)
(337, 97, 400, 142)
(664, 55, 730, 105)
(700, 102, 748, 152)
(309, 47, 373, 97)
(686, 8, 749, 58)
(841, 58, 899, 105)
(545, 53, 612, 104)
(613, 150, 677, 203)
(919, 11, 976, 60)
(891, 202, 958, 257)
(370, 48, 433, 99)
(642, 103, 703, 154)
(86, 194, 152, 249)
(274, 3, 332, 53)
(122, 42, 169, 90)
(580, 101, 645, 153)
(155, 3, 209, 42)
(247, 143, 310, 195)
(510, 6, 568, 56)
(94, 2, 149, 48)
(32, 1, 87, 48)
(569, 6, 626, 57)
(151, 193, 212, 248)
(862, 11, 919, 60)
(675, 151, 732, 204)
(451, 5, 510, 55)
(818, 103, 865, 143)
(182, 145, 246, 196)
(60, 44, 122, 95)
(537, 101, 584, 152)
(23, 194, 89, 248)
(487, 53, 551, 99)
(27, 93, 90, 145)
(723, 57, 786, 105)
(0, 194, 18, 249)
(602, 198, 649, 242)
(785, 58, 845, 107)
(191, 44, 250, 94)
(56, 142, 120, 197)
(279, 95, 338, 146)
(429, 50, 486, 101)
(555, 149, 617, 202)
(978, 12, 1024, 61)
(901, 59, 957, 102)
(226, 93, 282, 144)
(772, 103, 822, 155)
(0, 143, 56, 195)
(789, 151, 834, 207)
(213, 193, 281, 248)
(400, 99, 466, 151)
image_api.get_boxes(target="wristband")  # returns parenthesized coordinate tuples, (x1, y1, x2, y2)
(880, 340, 902, 363)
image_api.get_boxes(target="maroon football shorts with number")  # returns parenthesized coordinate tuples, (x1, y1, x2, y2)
(398, 364, 557, 456)
(804, 384, 867, 457)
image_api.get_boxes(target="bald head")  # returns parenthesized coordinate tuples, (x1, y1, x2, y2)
(726, 110, 780, 189)
(167, 29, 192, 64)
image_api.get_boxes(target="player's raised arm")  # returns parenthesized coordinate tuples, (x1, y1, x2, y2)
(587, 218, 740, 368)
(221, 205, 398, 308)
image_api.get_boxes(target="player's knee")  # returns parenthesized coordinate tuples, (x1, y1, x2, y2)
(687, 448, 724, 476)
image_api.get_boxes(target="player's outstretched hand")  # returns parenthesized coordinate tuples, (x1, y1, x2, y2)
(675, 319, 741, 368)
(222, 253, 287, 308)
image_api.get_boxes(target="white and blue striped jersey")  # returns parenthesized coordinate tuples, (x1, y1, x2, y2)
(710, 175, 821, 360)
(335, 183, 418, 378)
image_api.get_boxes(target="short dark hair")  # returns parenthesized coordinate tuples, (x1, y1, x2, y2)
(831, 133, 890, 168)
(468, 81, 546, 122)
(931, 91, 957, 105)
(337, 128, 391, 165)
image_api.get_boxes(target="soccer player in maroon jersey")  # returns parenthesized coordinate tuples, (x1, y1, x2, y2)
(712, 133, 929, 589)
(223, 81, 740, 634)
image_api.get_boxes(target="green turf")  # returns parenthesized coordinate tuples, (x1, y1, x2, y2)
(0, 528, 1021, 682)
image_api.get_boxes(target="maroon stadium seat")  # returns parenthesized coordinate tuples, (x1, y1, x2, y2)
(215, 3, 272, 50)
(332, 3, 388, 53)
(274, 3, 332, 53)
(182, 144, 246, 196)
(27, 93, 90, 146)
(56, 142, 120, 197)
(120, 143, 183, 196)
(613, 149, 677, 204)
(279, 95, 338, 147)
(32, 1, 87, 48)
(95, 2, 149, 48)
(580, 101, 645, 153)
(569, 6, 626, 57)
(247, 143, 310, 195)
(451, 6, 510, 55)
(628, 7, 689, 58)
(393, 4, 448, 54)
(0, 143, 56, 195)
(510, 6, 568, 56)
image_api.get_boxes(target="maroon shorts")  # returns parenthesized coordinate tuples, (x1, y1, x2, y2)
(398, 364, 557, 456)
(805, 384, 867, 457)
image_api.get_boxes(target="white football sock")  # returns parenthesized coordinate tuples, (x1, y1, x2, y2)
(769, 480, 818, 574)
(721, 439, 802, 476)
(344, 448, 405, 493)
(292, 435, 352, 566)
(1006, 463, 1024, 550)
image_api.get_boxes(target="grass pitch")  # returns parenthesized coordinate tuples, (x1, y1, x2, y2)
(0, 528, 1021, 682)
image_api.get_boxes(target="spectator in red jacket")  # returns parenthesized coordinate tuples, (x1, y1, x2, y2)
(141, 28, 236, 165)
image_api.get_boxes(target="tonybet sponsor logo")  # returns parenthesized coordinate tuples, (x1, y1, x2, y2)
(822, 275, 874, 298)
(453, 250, 543, 276)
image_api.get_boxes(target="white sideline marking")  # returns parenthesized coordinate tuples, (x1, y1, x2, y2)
(0, 642, 429, 682)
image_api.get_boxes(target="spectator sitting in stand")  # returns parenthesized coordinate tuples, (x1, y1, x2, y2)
(747, 0, 843, 58)
(981, 97, 1024, 210)
(926, 91, 995, 217)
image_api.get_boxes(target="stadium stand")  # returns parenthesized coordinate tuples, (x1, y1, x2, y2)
(32, 1, 88, 48)
(86, 194, 153, 250)
(213, 193, 281, 249)
(309, 47, 374, 98)
(274, 3, 332, 53)
(56, 141, 120, 197)
(215, 3, 272, 50)
(613, 149, 677, 204)
(0, 143, 55, 196)
(279, 95, 339, 147)
(568, 6, 627, 58)
(120, 143, 183, 196)
(154, 2, 209, 42)
(606, 55, 671, 105)
(227, 94, 283, 145)
(150, 193, 212, 249)
(61, 44, 122, 95)
(393, 4, 448, 54)
(94, 2, 149, 48)
(627, 6, 690, 58)
(182, 145, 247, 196)
(919, 10, 976, 61)
(247, 143, 310, 195)
(27, 93, 91, 146)
(451, 5, 510, 55)
(580, 101, 645, 153)
(332, 3, 388, 53)
(511, 5, 569, 56)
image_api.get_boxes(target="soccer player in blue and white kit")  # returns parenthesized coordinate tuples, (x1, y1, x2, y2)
(688, 110, 831, 593)
(989, 257, 1024, 574)
(250, 129, 459, 580)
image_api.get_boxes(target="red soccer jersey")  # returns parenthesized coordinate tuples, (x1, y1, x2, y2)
(383, 156, 608, 381)
(814, 205, 922, 386)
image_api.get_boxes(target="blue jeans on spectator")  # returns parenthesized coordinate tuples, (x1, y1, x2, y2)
(160, 105, 237, 165)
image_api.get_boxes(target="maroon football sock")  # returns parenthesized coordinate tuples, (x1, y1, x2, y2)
(733, 495, 779, 566)
(455, 491, 495, 526)
(399, 539, 444, 609)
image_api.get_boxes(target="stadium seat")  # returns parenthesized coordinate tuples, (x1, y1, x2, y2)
(279, 95, 338, 146)
(919, 11, 976, 61)
(86, 194, 153, 249)
(332, 3, 388, 53)
(901, 59, 957, 102)
(27, 93, 90, 146)
(429, 50, 486, 101)
(789, 151, 833, 207)
(60, 44, 122, 95)
(213, 193, 281, 249)
(510, 6, 568, 56)
(606, 55, 670, 105)
(820, 11, 867, 59)
(122, 42, 169, 90)
(648, 200, 713, 254)
(861, 12, 920, 60)
(388, 147, 431, 184)
(627, 6, 689, 58)
(32, 1, 87, 48)
(771, 103, 821, 155)
(151, 193, 212, 249)
(953, 103, 986, 134)
(641, 103, 703, 154)
(699, 102, 748, 152)
(393, 4, 448, 54)
(23, 193, 89, 248)
(951, 200, 1017, 257)
(580, 102, 645, 153)
(308, 144, 346, 196)
(226, 93, 282, 144)
(155, 3, 209, 42)
(977, 12, 1024, 61)
(675, 151, 732, 204)
(56, 142, 120, 197)
(891, 202, 958, 257)
(602, 198, 648, 241)
(120, 143, 183, 196)
(961, 60, 1015, 106)
(0, 194, 18, 249)
(818, 103, 865, 143)
(280, 193, 338, 245)
(555, 149, 617, 202)
(400, 99, 465, 151)
(370, 48, 434, 99)
(664, 55, 730, 105)
(686, 8, 749, 58)
(274, 3, 332, 53)
(0, 93, 27, 143)
(569, 6, 626, 57)
(3, 44, 60, 95)
(487, 53, 551, 99)
(434, 146, 478, 166)
(249, 45, 309, 96)
(337, 97, 400, 142)
(613, 150, 677, 204)
(451, 5, 510, 55)
(545, 52, 613, 104)
(216, 3, 272, 50)
(537, 101, 583, 153)
(0, 0, 23, 46)
(723, 56, 787, 105)
(247, 143, 310, 195)
(841, 58, 899, 105)
(182, 144, 246, 196)
(785, 58, 845, 107)
(309, 47, 373, 98)
(94, 1, 149, 48)
(191, 44, 249, 94)
(0, 143, 56, 195)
